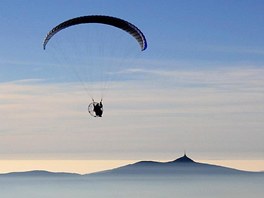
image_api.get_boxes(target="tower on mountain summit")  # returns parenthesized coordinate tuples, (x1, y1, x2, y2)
(173, 152, 195, 163)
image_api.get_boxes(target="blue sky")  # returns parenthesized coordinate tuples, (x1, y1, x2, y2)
(1, 1, 264, 81)
(0, 0, 263, 163)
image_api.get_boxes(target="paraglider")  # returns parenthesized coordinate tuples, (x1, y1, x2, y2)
(43, 15, 147, 117)
(88, 99, 103, 117)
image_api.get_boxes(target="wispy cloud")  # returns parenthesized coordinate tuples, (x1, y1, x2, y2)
(0, 66, 263, 159)
(118, 66, 264, 91)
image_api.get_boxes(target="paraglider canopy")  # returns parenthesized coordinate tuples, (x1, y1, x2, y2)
(43, 15, 147, 51)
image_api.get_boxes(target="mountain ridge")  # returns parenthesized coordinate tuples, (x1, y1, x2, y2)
(89, 154, 263, 176)
(1, 155, 263, 177)
(1, 170, 81, 177)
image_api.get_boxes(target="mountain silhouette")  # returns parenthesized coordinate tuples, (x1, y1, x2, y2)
(1, 170, 80, 177)
(170, 153, 195, 163)
(89, 154, 262, 176)
(1, 154, 263, 177)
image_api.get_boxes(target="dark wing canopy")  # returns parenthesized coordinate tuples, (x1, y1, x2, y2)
(43, 15, 147, 51)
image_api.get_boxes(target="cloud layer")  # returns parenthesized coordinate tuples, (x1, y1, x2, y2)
(0, 66, 263, 160)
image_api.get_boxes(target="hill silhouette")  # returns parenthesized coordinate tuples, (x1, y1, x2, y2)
(1, 154, 263, 177)
(1, 170, 80, 177)
(89, 154, 262, 176)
